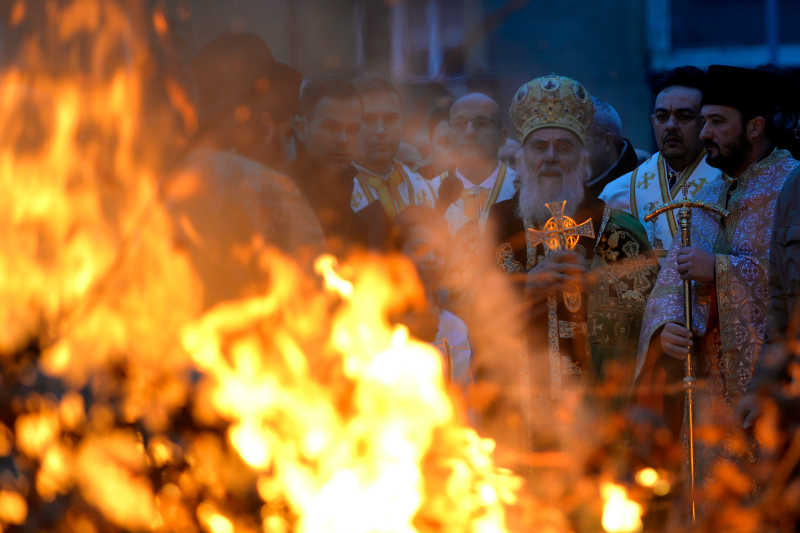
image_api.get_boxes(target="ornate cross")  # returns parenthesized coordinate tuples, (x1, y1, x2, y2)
(527, 201, 595, 252)
(687, 177, 707, 197)
(638, 171, 655, 189)
(526, 201, 594, 315)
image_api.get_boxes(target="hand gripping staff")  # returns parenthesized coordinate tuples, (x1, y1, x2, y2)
(644, 183, 729, 523)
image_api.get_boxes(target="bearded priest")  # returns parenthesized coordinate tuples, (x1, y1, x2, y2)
(487, 76, 660, 438)
(635, 66, 800, 491)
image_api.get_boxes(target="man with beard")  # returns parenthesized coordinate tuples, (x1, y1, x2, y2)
(288, 74, 392, 255)
(601, 66, 717, 261)
(635, 66, 799, 490)
(351, 75, 439, 217)
(585, 97, 639, 196)
(489, 75, 659, 428)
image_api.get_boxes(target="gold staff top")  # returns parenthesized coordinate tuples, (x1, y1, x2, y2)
(644, 200, 729, 222)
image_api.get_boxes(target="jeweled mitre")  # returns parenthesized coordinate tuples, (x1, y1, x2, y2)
(510, 75, 595, 145)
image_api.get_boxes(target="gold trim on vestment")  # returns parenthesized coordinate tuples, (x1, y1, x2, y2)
(596, 206, 612, 249)
(656, 154, 678, 239)
(657, 150, 709, 240)
(519, 335, 533, 450)
(714, 253, 737, 402)
(547, 292, 561, 399)
(670, 149, 707, 198)
(354, 160, 414, 218)
(477, 163, 509, 234)
(629, 166, 640, 222)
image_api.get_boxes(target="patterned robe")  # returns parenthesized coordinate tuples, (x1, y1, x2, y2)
(600, 149, 718, 262)
(635, 149, 800, 481)
(489, 194, 659, 449)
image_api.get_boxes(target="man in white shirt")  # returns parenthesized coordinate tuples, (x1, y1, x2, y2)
(438, 93, 517, 234)
(600, 66, 719, 260)
(351, 74, 438, 217)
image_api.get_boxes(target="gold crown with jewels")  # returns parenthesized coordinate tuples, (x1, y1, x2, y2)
(510, 75, 595, 145)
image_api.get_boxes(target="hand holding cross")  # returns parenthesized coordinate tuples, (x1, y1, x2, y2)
(524, 201, 593, 312)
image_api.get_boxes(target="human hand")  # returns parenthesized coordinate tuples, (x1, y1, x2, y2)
(738, 394, 762, 430)
(523, 250, 586, 297)
(676, 246, 715, 282)
(660, 322, 693, 360)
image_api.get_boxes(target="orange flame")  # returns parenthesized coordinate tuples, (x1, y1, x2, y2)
(0, 0, 525, 530)
(601, 482, 643, 533)
(182, 253, 520, 532)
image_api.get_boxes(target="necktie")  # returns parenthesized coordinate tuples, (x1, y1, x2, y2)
(667, 171, 678, 191)
(460, 187, 489, 220)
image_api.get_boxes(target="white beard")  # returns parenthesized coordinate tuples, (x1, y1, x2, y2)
(516, 154, 590, 226)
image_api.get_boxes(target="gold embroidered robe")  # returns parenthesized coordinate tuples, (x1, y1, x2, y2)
(489, 194, 659, 449)
(635, 149, 800, 484)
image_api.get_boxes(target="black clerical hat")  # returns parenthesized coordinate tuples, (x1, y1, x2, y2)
(702, 65, 778, 116)
(192, 33, 302, 123)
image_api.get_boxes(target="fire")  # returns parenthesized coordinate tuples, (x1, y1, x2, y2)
(634, 468, 671, 496)
(0, 490, 27, 526)
(0, 0, 701, 531)
(182, 253, 520, 533)
(634, 468, 658, 487)
(0, 2, 520, 529)
(600, 482, 643, 533)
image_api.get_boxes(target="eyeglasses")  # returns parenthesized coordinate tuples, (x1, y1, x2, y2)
(449, 117, 499, 133)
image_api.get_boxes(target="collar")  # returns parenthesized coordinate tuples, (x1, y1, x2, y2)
(455, 162, 502, 189)
(724, 145, 779, 182)
(587, 139, 629, 186)
(353, 160, 401, 180)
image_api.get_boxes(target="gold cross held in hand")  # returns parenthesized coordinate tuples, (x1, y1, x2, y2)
(527, 201, 595, 251)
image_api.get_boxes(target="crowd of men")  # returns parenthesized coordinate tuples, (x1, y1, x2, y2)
(178, 31, 800, 519)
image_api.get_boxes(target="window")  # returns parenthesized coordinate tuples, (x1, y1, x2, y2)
(356, 0, 465, 81)
(647, 0, 800, 70)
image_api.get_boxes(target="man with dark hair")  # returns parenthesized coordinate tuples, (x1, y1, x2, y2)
(289, 74, 390, 255)
(756, 64, 800, 159)
(351, 74, 439, 218)
(192, 32, 302, 171)
(295, 74, 363, 176)
(586, 97, 639, 196)
(635, 65, 800, 488)
(177, 33, 325, 282)
(601, 66, 718, 261)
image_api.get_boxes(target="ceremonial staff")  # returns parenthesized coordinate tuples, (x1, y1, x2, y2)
(644, 184, 728, 522)
(442, 338, 452, 384)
